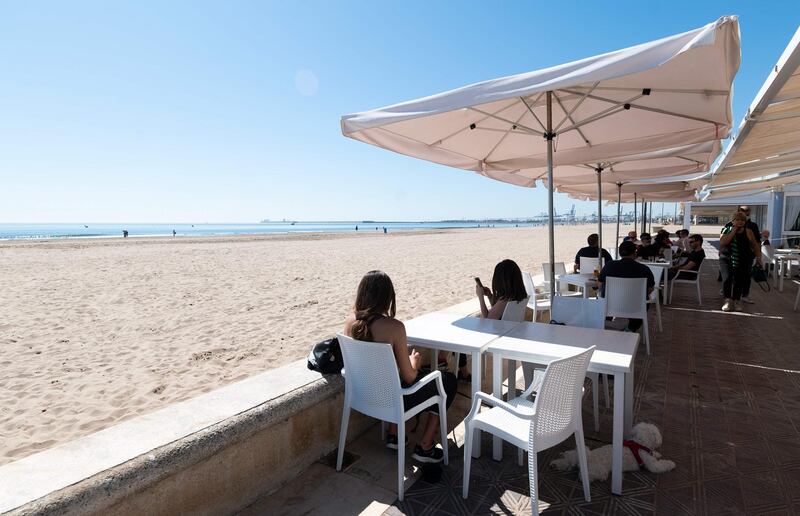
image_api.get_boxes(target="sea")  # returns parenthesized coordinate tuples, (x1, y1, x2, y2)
(0, 221, 542, 240)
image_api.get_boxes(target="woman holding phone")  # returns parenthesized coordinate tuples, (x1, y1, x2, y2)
(719, 211, 762, 312)
(475, 259, 528, 319)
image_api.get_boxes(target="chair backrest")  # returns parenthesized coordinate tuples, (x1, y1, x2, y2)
(336, 333, 403, 422)
(501, 298, 529, 322)
(604, 276, 648, 319)
(550, 297, 605, 329)
(542, 262, 570, 293)
(670, 245, 679, 254)
(579, 256, 601, 273)
(645, 264, 664, 285)
(522, 271, 536, 298)
(530, 346, 595, 450)
(663, 248, 673, 264)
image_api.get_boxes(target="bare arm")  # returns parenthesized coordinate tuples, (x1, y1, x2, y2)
(390, 323, 419, 385)
(719, 227, 736, 247)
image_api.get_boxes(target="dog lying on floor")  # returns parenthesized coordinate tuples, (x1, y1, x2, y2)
(550, 422, 675, 481)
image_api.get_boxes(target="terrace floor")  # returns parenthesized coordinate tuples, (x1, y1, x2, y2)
(241, 251, 800, 516)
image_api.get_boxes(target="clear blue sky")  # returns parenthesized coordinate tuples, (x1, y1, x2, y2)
(1, 1, 798, 223)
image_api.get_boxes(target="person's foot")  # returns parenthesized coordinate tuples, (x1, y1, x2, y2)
(734, 300, 744, 312)
(385, 434, 408, 450)
(412, 443, 444, 463)
(721, 299, 734, 312)
(741, 296, 755, 304)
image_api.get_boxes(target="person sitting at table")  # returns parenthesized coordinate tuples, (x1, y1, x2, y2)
(476, 259, 528, 319)
(344, 270, 456, 462)
(598, 241, 654, 332)
(637, 233, 659, 260)
(668, 234, 705, 281)
(654, 230, 672, 253)
(623, 231, 638, 243)
(573, 233, 613, 272)
(674, 229, 690, 253)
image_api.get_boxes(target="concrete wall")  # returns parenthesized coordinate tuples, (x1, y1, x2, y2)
(4, 367, 371, 516)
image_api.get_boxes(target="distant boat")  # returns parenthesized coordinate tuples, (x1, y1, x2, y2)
(290, 222, 296, 225)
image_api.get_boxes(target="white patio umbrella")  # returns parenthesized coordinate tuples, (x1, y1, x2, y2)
(341, 16, 740, 298)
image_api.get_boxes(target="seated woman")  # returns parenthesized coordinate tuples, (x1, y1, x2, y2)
(476, 259, 528, 319)
(344, 270, 457, 463)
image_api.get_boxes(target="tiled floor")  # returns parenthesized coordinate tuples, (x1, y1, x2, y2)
(244, 253, 800, 515)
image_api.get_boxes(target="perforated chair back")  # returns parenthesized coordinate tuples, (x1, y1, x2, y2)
(604, 276, 648, 320)
(501, 298, 529, 322)
(522, 272, 536, 298)
(337, 333, 403, 423)
(579, 256, 601, 273)
(531, 346, 595, 450)
(550, 297, 605, 329)
(542, 262, 570, 294)
(663, 248, 673, 264)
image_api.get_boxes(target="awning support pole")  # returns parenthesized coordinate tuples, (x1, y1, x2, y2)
(596, 165, 603, 262)
(615, 183, 622, 259)
(634, 192, 638, 234)
(546, 91, 556, 300)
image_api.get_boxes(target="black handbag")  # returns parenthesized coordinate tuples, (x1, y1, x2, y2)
(751, 264, 770, 292)
(307, 337, 344, 374)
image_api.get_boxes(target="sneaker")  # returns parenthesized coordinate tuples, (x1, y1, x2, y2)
(385, 434, 408, 450)
(412, 444, 444, 463)
(721, 299, 734, 312)
(741, 296, 755, 304)
(734, 300, 744, 312)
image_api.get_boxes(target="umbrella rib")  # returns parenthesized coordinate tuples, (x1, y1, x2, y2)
(467, 107, 543, 136)
(519, 95, 548, 133)
(374, 126, 485, 164)
(560, 88, 720, 126)
(569, 85, 730, 96)
(430, 99, 524, 147)
(482, 109, 530, 163)
(552, 91, 592, 147)
(553, 82, 598, 133)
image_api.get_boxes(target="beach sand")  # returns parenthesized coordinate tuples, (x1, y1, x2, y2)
(0, 223, 636, 465)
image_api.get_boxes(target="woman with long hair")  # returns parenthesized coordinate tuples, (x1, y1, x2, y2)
(344, 270, 456, 463)
(476, 259, 528, 319)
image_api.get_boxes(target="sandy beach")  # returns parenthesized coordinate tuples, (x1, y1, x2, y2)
(0, 223, 636, 465)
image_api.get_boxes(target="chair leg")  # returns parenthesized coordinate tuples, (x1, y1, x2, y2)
(643, 317, 650, 355)
(602, 374, 610, 409)
(528, 448, 539, 515)
(669, 280, 674, 304)
(462, 421, 473, 499)
(696, 280, 702, 305)
(439, 399, 449, 465)
(655, 297, 662, 332)
(397, 422, 406, 501)
(575, 426, 592, 502)
(336, 407, 350, 471)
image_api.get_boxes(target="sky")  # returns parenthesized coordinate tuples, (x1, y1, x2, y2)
(0, 1, 798, 223)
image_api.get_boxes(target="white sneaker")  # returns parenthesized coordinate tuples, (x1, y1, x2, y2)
(721, 299, 734, 312)
(741, 296, 755, 304)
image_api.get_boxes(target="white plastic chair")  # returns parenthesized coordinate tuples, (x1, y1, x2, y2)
(523, 272, 550, 321)
(462, 346, 596, 513)
(644, 264, 664, 332)
(668, 261, 703, 305)
(542, 262, 582, 297)
(548, 296, 609, 432)
(605, 276, 650, 354)
(502, 297, 529, 323)
(663, 248, 673, 265)
(579, 256, 601, 274)
(335, 333, 449, 501)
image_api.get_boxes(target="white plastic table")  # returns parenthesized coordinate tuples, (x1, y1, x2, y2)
(556, 273, 598, 298)
(404, 311, 521, 457)
(485, 322, 639, 496)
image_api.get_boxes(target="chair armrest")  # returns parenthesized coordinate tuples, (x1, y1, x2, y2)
(519, 369, 544, 399)
(465, 391, 536, 423)
(401, 370, 443, 397)
(672, 269, 699, 280)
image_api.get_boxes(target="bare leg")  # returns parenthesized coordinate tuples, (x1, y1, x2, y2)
(420, 413, 440, 449)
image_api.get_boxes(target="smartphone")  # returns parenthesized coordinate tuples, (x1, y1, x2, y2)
(474, 277, 483, 289)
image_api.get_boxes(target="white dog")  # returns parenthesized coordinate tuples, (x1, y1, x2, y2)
(550, 422, 675, 481)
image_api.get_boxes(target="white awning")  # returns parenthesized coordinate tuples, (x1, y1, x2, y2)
(709, 26, 800, 186)
(703, 169, 800, 199)
(341, 16, 740, 187)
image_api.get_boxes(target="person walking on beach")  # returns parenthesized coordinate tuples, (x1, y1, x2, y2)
(122, 229, 129, 238)
(344, 271, 456, 462)
(719, 211, 762, 312)
(172, 229, 176, 237)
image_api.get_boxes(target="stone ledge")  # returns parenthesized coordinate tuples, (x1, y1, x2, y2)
(1, 359, 366, 516)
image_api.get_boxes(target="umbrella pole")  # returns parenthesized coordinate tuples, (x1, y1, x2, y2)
(615, 183, 622, 259)
(649, 201, 653, 233)
(596, 166, 603, 263)
(634, 192, 638, 234)
(546, 91, 556, 300)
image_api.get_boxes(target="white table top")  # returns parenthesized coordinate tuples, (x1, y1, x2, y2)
(404, 311, 521, 353)
(558, 273, 598, 286)
(486, 322, 639, 374)
(636, 259, 670, 266)
(774, 249, 800, 257)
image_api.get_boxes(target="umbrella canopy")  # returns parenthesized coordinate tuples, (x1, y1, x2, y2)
(342, 16, 740, 186)
(557, 180, 692, 200)
(708, 26, 800, 186)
